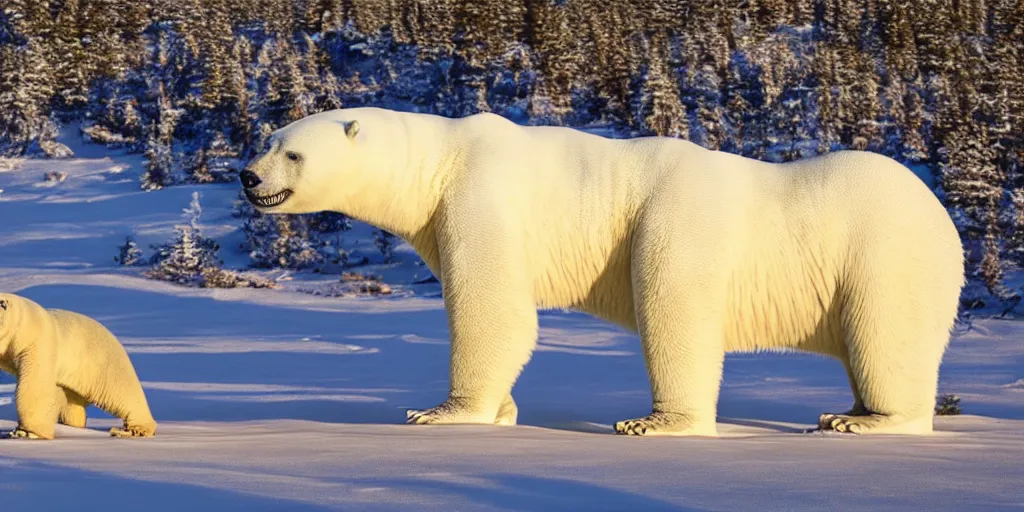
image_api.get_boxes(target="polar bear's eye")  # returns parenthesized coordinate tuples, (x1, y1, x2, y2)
(286, 152, 300, 162)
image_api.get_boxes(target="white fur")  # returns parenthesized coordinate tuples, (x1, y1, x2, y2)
(0, 293, 157, 439)
(244, 107, 965, 436)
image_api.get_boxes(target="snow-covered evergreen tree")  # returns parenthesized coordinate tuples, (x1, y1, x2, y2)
(634, 33, 687, 139)
(115, 236, 144, 266)
(146, 192, 223, 285)
(0, 39, 59, 156)
(146, 191, 275, 288)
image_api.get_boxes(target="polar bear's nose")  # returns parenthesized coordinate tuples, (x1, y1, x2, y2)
(239, 170, 262, 189)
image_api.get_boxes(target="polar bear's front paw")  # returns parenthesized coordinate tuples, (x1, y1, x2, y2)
(818, 413, 869, 434)
(4, 427, 43, 440)
(614, 412, 717, 437)
(405, 398, 498, 425)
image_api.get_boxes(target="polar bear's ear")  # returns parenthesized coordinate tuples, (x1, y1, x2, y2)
(344, 120, 360, 140)
(0, 300, 7, 310)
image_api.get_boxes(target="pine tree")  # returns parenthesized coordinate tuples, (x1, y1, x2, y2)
(146, 192, 228, 286)
(878, 0, 918, 80)
(907, 0, 954, 76)
(141, 127, 174, 191)
(415, 0, 456, 57)
(635, 33, 688, 139)
(689, 66, 727, 151)
(350, 0, 389, 38)
(1007, 188, 1024, 265)
(115, 236, 144, 266)
(226, 36, 254, 149)
(296, 0, 329, 34)
(813, 43, 840, 154)
(526, 0, 577, 124)
(854, 55, 882, 150)
(0, 39, 58, 156)
(900, 77, 929, 162)
(50, 0, 93, 110)
(140, 81, 181, 190)
(198, 0, 236, 111)
(587, 1, 642, 124)
(251, 38, 290, 126)
(262, 0, 296, 36)
(243, 211, 325, 270)
(979, 229, 1007, 298)
(373, 229, 396, 263)
(941, 123, 1002, 238)
(987, 0, 1023, 197)
(283, 41, 312, 122)
(301, 34, 343, 113)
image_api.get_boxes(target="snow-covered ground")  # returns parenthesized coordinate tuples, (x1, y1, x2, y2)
(1, 145, 1022, 511)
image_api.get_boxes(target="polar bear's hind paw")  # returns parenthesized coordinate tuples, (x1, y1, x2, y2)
(817, 412, 932, 435)
(614, 412, 717, 437)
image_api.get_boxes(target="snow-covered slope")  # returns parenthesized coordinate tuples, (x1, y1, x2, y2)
(1, 150, 1022, 511)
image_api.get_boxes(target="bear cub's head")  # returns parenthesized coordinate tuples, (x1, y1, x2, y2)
(239, 113, 361, 215)
(0, 294, 12, 339)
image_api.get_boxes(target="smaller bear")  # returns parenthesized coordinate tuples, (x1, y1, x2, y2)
(0, 293, 157, 439)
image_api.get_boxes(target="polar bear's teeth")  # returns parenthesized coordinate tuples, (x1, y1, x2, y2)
(249, 189, 292, 207)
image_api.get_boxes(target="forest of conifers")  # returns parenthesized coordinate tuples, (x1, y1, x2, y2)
(1, 0, 1022, 306)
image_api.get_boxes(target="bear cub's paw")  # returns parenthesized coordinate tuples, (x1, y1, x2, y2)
(109, 422, 157, 438)
(614, 411, 717, 437)
(3, 427, 46, 440)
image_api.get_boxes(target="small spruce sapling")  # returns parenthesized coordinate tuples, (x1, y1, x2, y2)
(935, 394, 962, 416)
(145, 191, 222, 285)
(144, 192, 275, 289)
(373, 229, 396, 263)
(114, 236, 144, 266)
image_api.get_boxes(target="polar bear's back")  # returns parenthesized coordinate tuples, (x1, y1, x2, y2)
(778, 150, 962, 281)
(48, 309, 138, 394)
(436, 114, 962, 347)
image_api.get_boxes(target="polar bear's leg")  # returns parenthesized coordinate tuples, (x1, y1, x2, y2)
(58, 387, 89, 428)
(614, 223, 726, 437)
(840, 355, 867, 415)
(406, 283, 538, 426)
(815, 356, 869, 432)
(818, 280, 942, 435)
(407, 214, 538, 426)
(12, 356, 60, 440)
(613, 306, 724, 437)
(494, 394, 518, 426)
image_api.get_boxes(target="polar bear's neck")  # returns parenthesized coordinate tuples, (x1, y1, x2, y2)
(323, 110, 455, 242)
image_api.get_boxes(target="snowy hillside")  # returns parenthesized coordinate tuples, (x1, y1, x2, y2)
(1, 144, 1023, 510)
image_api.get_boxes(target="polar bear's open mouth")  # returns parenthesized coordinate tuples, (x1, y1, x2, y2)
(246, 188, 293, 208)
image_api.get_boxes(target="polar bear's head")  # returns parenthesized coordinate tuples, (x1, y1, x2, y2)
(239, 112, 363, 215)
(0, 293, 14, 343)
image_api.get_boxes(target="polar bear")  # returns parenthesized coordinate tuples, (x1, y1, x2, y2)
(240, 107, 964, 436)
(0, 293, 157, 439)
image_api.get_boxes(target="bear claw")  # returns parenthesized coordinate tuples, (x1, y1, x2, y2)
(4, 428, 43, 440)
(405, 398, 505, 425)
(614, 412, 715, 437)
(109, 423, 156, 438)
(818, 413, 863, 434)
